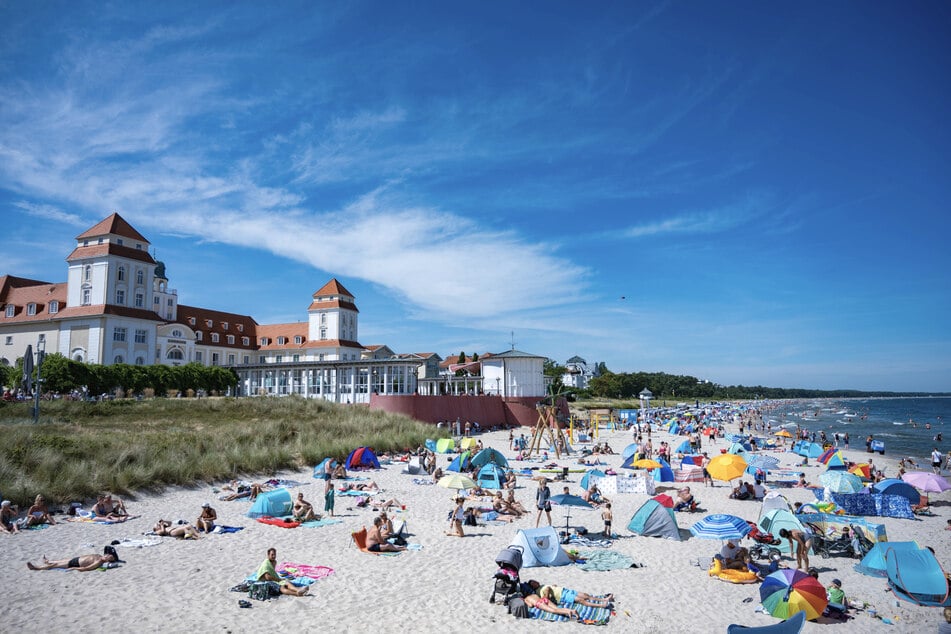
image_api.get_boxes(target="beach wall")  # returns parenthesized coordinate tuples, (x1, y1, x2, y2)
(368, 394, 564, 427)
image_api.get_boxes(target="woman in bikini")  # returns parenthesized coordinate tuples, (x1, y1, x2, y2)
(153, 519, 201, 539)
(522, 592, 580, 619)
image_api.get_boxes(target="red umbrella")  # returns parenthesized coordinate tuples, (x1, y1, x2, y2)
(652, 494, 674, 508)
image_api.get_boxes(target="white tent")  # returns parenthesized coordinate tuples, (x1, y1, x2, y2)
(508, 526, 571, 567)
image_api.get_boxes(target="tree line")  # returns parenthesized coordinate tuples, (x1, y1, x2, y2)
(3, 352, 238, 397)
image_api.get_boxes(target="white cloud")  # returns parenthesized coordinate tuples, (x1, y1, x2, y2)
(13, 201, 85, 227)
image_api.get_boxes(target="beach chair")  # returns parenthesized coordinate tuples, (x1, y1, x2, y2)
(726, 610, 805, 634)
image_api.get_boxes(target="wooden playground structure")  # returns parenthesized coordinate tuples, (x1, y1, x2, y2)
(527, 402, 572, 458)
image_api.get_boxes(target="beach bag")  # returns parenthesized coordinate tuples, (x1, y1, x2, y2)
(249, 581, 278, 601)
(507, 596, 529, 618)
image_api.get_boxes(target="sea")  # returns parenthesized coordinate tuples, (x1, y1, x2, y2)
(764, 396, 950, 464)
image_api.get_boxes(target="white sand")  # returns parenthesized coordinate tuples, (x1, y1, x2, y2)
(1, 422, 947, 633)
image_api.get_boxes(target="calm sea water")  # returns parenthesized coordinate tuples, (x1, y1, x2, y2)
(767, 396, 950, 464)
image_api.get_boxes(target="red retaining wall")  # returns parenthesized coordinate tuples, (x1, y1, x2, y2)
(368, 394, 565, 428)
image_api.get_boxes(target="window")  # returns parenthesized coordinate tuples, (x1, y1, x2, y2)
(259, 355, 266, 363)
(114, 355, 124, 364)
(49, 301, 58, 314)
(275, 355, 282, 363)
(277, 336, 286, 345)
(5, 305, 14, 317)
(26, 303, 36, 316)
(242, 336, 249, 346)
(227, 335, 234, 345)
(320, 313, 326, 324)
(154, 296, 160, 304)
(211, 333, 219, 343)
(82, 289, 91, 305)
(228, 354, 235, 365)
(222, 322, 228, 329)
(83, 240, 89, 246)
(116, 238, 123, 246)
(135, 356, 145, 365)
(196, 331, 203, 341)
(84, 265, 91, 281)
(292, 354, 300, 362)
(113, 327, 126, 342)
(195, 351, 202, 362)
(319, 328, 327, 340)
(295, 336, 304, 344)
(206, 319, 212, 327)
(168, 298, 173, 306)
(237, 324, 243, 332)
(171, 329, 182, 337)
(243, 355, 250, 364)
(212, 352, 220, 365)
(135, 243, 142, 250)
(5, 336, 12, 345)
(136, 270, 144, 285)
(260, 337, 269, 345)
(135, 293, 144, 308)
(188, 317, 196, 325)
(167, 349, 184, 360)
(117, 266, 125, 281)
(38, 334, 45, 342)
(115, 290, 125, 305)
(135, 329, 147, 343)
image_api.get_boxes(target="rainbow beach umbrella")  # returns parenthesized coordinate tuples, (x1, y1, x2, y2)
(759, 568, 828, 620)
(817, 448, 847, 469)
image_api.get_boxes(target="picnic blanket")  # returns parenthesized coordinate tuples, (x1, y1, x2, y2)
(300, 518, 343, 528)
(66, 513, 141, 524)
(576, 550, 636, 571)
(276, 562, 335, 582)
(211, 525, 245, 534)
(529, 602, 611, 624)
(830, 493, 915, 519)
(567, 535, 614, 548)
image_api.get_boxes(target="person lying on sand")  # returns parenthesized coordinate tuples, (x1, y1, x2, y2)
(153, 519, 201, 539)
(220, 481, 264, 501)
(526, 580, 614, 607)
(28, 552, 116, 571)
(522, 592, 580, 619)
(341, 481, 379, 492)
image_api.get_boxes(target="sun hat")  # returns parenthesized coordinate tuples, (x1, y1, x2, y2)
(202, 502, 211, 508)
(1, 500, 10, 507)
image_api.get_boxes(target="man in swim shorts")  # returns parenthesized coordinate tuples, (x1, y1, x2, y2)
(255, 547, 309, 596)
(27, 552, 116, 571)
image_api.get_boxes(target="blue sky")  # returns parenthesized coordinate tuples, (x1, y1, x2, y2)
(1, 2, 949, 392)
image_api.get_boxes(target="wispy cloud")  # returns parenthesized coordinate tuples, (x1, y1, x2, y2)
(617, 192, 772, 239)
(13, 201, 85, 227)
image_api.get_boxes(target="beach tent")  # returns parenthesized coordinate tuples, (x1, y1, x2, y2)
(871, 479, 920, 507)
(669, 422, 681, 436)
(425, 438, 455, 454)
(760, 492, 792, 516)
(886, 546, 951, 606)
(727, 442, 748, 456)
(681, 455, 703, 468)
(580, 469, 605, 491)
(793, 441, 823, 459)
(508, 526, 571, 567)
(247, 488, 293, 518)
(471, 448, 508, 469)
(675, 440, 692, 454)
(447, 451, 473, 473)
(627, 499, 681, 540)
(313, 457, 334, 479)
(476, 463, 507, 490)
(757, 509, 809, 554)
(855, 541, 920, 578)
(817, 449, 847, 470)
(460, 437, 478, 451)
(621, 443, 639, 460)
(402, 456, 425, 475)
(345, 447, 381, 470)
(652, 457, 675, 483)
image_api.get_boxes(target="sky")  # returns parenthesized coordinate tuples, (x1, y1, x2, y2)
(0, 2, 949, 392)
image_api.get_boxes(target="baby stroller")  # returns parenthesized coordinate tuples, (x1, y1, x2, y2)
(809, 523, 871, 559)
(490, 545, 523, 604)
(746, 521, 782, 561)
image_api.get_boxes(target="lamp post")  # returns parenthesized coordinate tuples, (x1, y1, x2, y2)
(639, 387, 653, 425)
(495, 377, 501, 396)
(32, 338, 46, 423)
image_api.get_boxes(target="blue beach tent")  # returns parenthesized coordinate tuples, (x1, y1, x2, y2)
(345, 447, 381, 470)
(247, 488, 293, 518)
(476, 463, 507, 490)
(727, 442, 748, 456)
(627, 499, 681, 540)
(471, 448, 508, 469)
(313, 457, 333, 479)
(652, 457, 675, 483)
(447, 451, 473, 473)
(872, 479, 920, 507)
(855, 541, 920, 578)
(621, 443, 639, 460)
(675, 440, 692, 454)
(886, 546, 951, 606)
(580, 469, 605, 491)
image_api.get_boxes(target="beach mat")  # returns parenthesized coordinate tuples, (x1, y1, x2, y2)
(277, 562, 335, 583)
(300, 518, 343, 528)
(212, 525, 244, 534)
(577, 550, 636, 571)
(529, 602, 611, 624)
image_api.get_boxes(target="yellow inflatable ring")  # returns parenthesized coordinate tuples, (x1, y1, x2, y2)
(708, 558, 759, 584)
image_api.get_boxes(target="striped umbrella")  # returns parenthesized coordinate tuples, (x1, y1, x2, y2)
(689, 514, 751, 541)
(746, 455, 780, 471)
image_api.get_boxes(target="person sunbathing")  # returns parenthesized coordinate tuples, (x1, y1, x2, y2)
(371, 498, 403, 511)
(196, 503, 217, 532)
(368, 516, 406, 551)
(332, 463, 348, 479)
(528, 581, 613, 608)
(92, 495, 125, 521)
(26, 494, 56, 526)
(153, 519, 201, 539)
(255, 547, 308, 596)
(341, 481, 379, 492)
(0, 500, 19, 533)
(28, 552, 116, 571)
(293, 492, 317, 522)
(220, 481, 264, 501)
(505, 490, 528, 515)
(522, 592, 580, 619)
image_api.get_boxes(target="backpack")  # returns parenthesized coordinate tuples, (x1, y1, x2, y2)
(249, 581, 277, 601)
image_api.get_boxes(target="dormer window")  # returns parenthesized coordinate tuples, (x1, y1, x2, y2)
(237, 324, 244, 332)
(222, 322, 229, 329)
(116, 238, 123, 246)
(136, 243, 142, 250)
(260, 337, 269, 345)
(49, 301, 59, 314)
(242, 336, 249, 346)
(188, 317, 196, 325)
(4, 305, 14, 318)
(211, 333, 219, 343)
(295, 336, 304, 344)
(196, 331, 203, 341)
(277, 336, 287, 345)
(227, 335, 235, 344)
(205, 319, 212, 327)
(26, 303, 36, 316)
(83, 240, 89, 247)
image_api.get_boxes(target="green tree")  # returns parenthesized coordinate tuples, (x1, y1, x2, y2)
(35, 353, 84, 394)
(543, 359, 566, 394)
(471, 352, 479, 362)
(457, 351, 466, 364)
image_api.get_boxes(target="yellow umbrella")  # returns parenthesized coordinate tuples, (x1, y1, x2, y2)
(706, 454, 748, 482)
(633, 459, 662, 470)
(437, 473, 477, 491)
(773, 430, 792, 438)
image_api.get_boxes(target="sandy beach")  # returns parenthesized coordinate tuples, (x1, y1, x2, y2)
(2, 419, 948, 633)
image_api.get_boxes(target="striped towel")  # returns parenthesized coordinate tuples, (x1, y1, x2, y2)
(529, 602, 611, 624)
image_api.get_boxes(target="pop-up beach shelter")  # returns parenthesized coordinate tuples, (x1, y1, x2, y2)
(447, 451, 473, 473)
(675, 440, 692, 454)
(652, 457, 675, 483)
(580, 469, 605, 491)
(886, 546, 951, 606)
(471, 447, 508, 469)
(313, 457, 334, 479)
(508, 526, 571, 567)
(793, 441, 823, 459)
(758, 509, 809, 554)
(855, 541, 919, 578)
(476, 463, 507, 490)
(727, 442, 748, 456)
(247, 488, 293, 518)
(621, 443, 639, 460)
(345, 447, 381, 470)
(760, 492, 792, 516)
(425, 438, 455, 454)
(627, 499, 681, 540)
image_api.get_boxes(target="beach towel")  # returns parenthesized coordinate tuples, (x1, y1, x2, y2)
(113, 537, 163, 549)
(65, 514, 141, 524)
(211, 525, 245, 534)
(412, 478, 435, 485)
(567, 535, 614, 548)
(300, 518, 343, 528)
(276, 562, 335, 582)
(256, 516, 301, 528)
(529, 602, 611, 624)
(576, 550, 636, 571)
(339, 489, 378, 496)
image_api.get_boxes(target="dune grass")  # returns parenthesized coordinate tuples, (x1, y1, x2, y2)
(0, 397, 443, 507)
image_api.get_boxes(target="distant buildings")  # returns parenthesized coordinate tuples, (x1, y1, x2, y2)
(563, 355, 597, 390)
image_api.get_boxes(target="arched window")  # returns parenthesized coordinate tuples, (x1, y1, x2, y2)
(167, 349, 184, 360)
(117, 266, 125, 281)
(135, 356, 145, 365)
(114, 355, 124, 364)
(84, 265, 91, 281)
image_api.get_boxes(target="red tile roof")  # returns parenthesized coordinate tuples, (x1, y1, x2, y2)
(0, 276, 67, 323)
(76, 213, 149, 243)
(65, 242, 157, 264)
(175, 304, 258, 350)
(313, 278, 354, 298)
(256, 323, 308, 350)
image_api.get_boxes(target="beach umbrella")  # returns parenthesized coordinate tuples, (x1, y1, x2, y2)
(651, 494, 674, 508)
(550, 493, 594, 534)
(759, 569, 828, 620)
(437, 473, 477, 492)
(689, 514, 751, 541)
(706, 454, 748, 483)
(901, 471, 951, 493)
(632, 459, 662, 470)
(818, 470, 865, 493)
(872, 479, 921, 507)
(746, 455, 780, 471)
(850, 463, 872, 480)
(773, 430, 792, 438)
(22, 344, 34, 394)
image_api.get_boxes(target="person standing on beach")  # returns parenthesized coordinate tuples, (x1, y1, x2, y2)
(536, 478, 552, 527)
(933, 448, 943, 474)
(844, 433, 849, 450)
(324, 476, 335, 517)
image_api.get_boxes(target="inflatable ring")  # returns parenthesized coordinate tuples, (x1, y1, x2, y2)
(708, 558, 759, 584)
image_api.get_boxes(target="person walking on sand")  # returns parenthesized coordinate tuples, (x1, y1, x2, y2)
(535, 478, 552, 527)
(324, 476, 335, 517)
(601, 503, 613, 537)
(446, 496, 466, 537)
